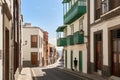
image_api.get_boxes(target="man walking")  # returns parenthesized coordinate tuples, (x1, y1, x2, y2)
(74, 57, 78, 71)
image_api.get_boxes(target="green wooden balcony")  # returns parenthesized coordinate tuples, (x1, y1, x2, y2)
(64, 0, 86, 24)
(74, 31, 84, 44)
(67, 35, 74, 45)
(57, 38, 67, 46)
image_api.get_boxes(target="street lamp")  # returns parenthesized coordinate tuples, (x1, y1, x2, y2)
(79, 29, 88, 38)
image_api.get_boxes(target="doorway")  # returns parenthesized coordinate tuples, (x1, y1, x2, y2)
(31, 52, 38, 65)
(111, 29, 120, 77)
(70, 51, 73, 69)
(79, 51, 82, 72)
(4, 28, 9, 80)
(94, 31, 103, 73)
(65, 50, 67, 68)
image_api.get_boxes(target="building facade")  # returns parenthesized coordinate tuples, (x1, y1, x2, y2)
(48, 43, 59, 65)
(90, 0, 120, 77)
(22, 23, 44, 67)
(0, 0, 21, 80)
(56, 0, 87, 73)
(43, 31, 48, 66)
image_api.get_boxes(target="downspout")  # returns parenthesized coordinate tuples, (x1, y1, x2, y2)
(87, 0, 91, 73)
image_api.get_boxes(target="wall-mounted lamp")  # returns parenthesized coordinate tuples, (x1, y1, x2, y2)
(23, 40, 27, 46)
(79, 29, 88, 38)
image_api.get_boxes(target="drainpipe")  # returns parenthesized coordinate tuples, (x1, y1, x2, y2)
(87, 0, 91, 74)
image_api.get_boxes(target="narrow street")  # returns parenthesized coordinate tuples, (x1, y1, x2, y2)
(32, 68, 88, 80)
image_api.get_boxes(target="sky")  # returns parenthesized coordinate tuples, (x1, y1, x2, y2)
(21, 0, 63, 47)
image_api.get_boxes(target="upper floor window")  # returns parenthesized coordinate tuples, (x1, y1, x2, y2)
(102, 0, 108, 14)
(110, 0, 120, 10)
(71, 24, 74, 35)
(64, 28, 67, 37)
(95, 0, 101, 20)
(31, 35, 38, 48)
(79, 19, 83, 31)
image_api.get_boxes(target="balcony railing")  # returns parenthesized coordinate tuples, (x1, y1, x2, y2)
(57, 37, 67, 46)
(64, 0, 86, 24)
(67, 35, 74, 45)
(73, 31, 84, 44)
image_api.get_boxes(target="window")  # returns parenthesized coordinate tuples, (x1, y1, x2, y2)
(102, 0, 108, 14)
(79, 19, 83, 31)
(64, 28, 67, 37)
(95, 0, 101, 20)
(31, 35, 38, 48)
(110, 0, 120, 10)
(39, 36, 40, 48)
(71, 24, 74, 35)
(41, 37, 43, 48)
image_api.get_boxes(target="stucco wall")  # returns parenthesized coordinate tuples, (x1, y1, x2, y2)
(22, 27, 43, 67)
(90, 14, 120, 66)
(0, 6, 3, 80)
(90, 0, 94, 24)
(65, 13, 88, 73)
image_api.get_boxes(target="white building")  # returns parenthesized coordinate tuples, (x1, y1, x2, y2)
(0, 1, 3, 80)
(22, 23, 44, 67)
(56, 0, 87, 73)
(90, 0, 120, 77)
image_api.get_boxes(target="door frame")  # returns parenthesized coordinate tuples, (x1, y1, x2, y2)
(94, 30, 103, 72)
(108, 25, 120, 76)
(31, 52, 38, 65)
(109, 27, 120, 76)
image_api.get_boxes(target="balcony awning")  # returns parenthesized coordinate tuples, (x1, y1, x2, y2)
(62, 0, 70, 3)
(56, 25, 67, 32)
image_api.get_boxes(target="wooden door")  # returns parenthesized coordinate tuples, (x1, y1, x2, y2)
(96, 41, 102, 70)
(31, 52, 38, 65)
(79, 51, 82, 71)
(65, 50, 67, 68)
(4, 28, 9, 80)
(112, 39, 120, 76)
(94, 32, 102, 71)
(111, 29, 120, 77)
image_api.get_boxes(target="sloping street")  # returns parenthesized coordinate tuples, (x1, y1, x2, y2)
(32, 68, 88, 80)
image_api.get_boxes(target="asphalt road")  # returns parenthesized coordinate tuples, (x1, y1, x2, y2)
(32, 68, 88, 80)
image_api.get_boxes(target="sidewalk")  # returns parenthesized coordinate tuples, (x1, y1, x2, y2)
(16, 68, 33, 80)
(59, 68, 107, 80)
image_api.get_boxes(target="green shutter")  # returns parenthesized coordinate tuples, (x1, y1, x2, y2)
(71, 51, 73, 69)
(65, 50, 67, 68)
(79, 51, 82, 72)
